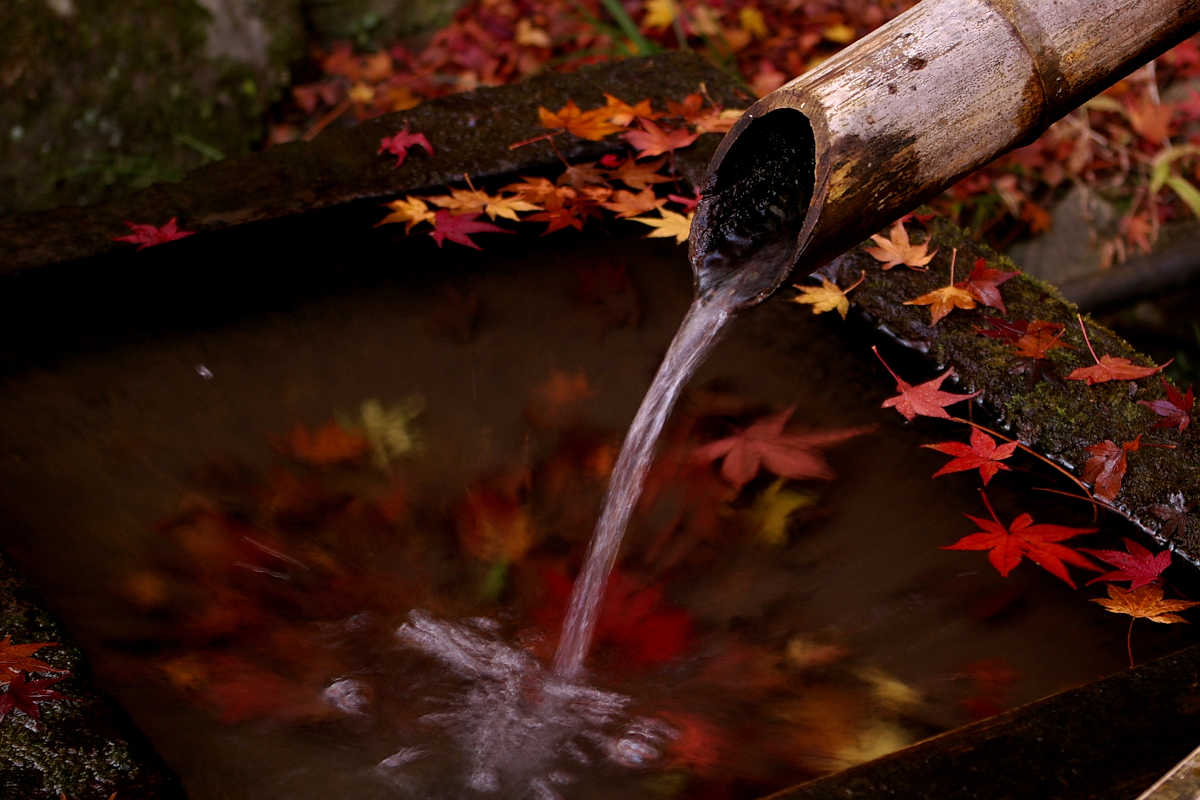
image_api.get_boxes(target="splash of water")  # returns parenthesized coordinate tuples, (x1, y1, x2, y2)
(551, 285, 740, 678)
(379, 611, 674, 798)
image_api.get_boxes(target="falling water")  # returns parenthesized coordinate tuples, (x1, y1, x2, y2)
(551, 282, 741, 679)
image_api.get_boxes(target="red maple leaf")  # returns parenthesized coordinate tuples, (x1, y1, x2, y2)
(1013, 320, 1072, 360)
(622, 119, 699, 158)
(377, 125, 433, 166)
(0, 672, 68, 727)
(113, 218, 195, 250)
(0, 637, 66, 678)
(944, 492, 1099, 587)
(1082, 435, 1140, 502)
(957, 257, 1017, 314)
(535, 567, 691, 666)
(923, 427, 1018, 485)
(1068, 316, 1169, 385)
(975, 317, 1030, 344)
(1139, 378, 1194, 432)
(427, 210, 509, 249)
(1082, 538, 1171, 588)
(873, 347, 980, 421)
(691, 406, 873, 491)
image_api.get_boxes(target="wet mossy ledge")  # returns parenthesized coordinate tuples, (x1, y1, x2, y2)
(0, 550, 184, 799)
(0, 52, 749, 275)
(818, 219, 1199, 563)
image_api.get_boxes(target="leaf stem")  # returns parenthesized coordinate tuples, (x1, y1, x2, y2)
(1076, 313, 1102, 365)
(1127, 617, 1135, 668)
(978, 487, 1002, 527)
(871, 345, 904, 385)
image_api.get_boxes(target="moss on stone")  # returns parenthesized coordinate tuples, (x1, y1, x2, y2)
(819, 218, 1199, 562)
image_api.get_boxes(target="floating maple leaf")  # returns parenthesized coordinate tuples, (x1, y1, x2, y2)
(630, 208, 693, 244)
(0, 672, 67, 727)
(873, 347, 980, 421)
(1068, 316, 1169, 385)
(113, 218, 195, 250)
(790, 271, 865, 319)
(904, 250, 976, 324)
(377, 196, 436, 232)
(281, 421, 369, 466)
(622, 119, 699, 158)
(922, 427, 1018, 485)
(1092, 583, 1200, 666)
(377, 125, 433, 166)
(1081, 435, 1140, 503)
(607, 157, 673, 190)
(692, 405, 873, 491)
(0, 637, 66, 678)
(427, 210, 509, 249)
(1082, 538, 1171, 588)
(1139, 378, 1194, 432)
(944, 492, 1098, 587)
(959, 257, 1017, 314)
(746, 479, 816, 546)
(600, 188, 662, 218)
(863, 221, 936, 270)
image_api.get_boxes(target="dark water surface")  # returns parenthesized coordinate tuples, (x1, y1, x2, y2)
(0, 228, 1189, 799)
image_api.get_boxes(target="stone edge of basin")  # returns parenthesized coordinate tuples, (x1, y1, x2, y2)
(819, 221, 1199, 567)
(0, 548, 186, 799)
(0, 52, 751, 276)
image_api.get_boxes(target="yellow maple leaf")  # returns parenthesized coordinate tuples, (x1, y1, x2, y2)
(739, 7, 767, 38)
(515, 18, 551, 48)
(791, 270, 865, 319)
(1092, 584, 1200, 624)
(748, 479, 815, 546)
(427, 187, 491, 216)
(376, 196, 436, 232)
(823, 23, 857, 43)
(643, 0, 679, 30)
(484, 194, 541, 221)
(863, 221, 937, 270)
(630, 208, 693, 244)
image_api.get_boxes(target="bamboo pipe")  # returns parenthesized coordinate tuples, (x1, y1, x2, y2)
(688, 0, 1200, 307)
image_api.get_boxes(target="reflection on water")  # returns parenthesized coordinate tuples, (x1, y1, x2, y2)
(0, 232, 1189, 799)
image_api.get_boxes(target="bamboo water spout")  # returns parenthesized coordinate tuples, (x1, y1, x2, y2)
(689, 0, 1200, 306)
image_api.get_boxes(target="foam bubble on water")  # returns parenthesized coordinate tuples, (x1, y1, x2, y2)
(378, 610, 674, 797)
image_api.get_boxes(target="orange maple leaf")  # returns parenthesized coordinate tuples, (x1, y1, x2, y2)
(1067, 315, 1169, 385)
(863, 221, 937, 270)
(622, 119, 700, 158)
(538, 100, 624, 140)
(1092, 583, 1200, 666)
(0, 637, 67, 677)
(607, 157, 674, 190)
(904, 250, 976, 324)
(601, 188, 663, 218)
(282, 422, 369, 465)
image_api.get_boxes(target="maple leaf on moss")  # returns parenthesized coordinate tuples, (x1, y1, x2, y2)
(538, 100, 624, 140)
(0, 637, 67, 678)
(873, 347, 980, 421)
(923, 427, 1018, 485)
(1082, 538, 1171, 588)
(428, 210, 510, 249)
(1139, 378, 1194, 432)
(377, 125, 433, 166)
(790, 271, 865, 319)
(1151, 492, 1194, 539)
(1068, 316, 1169, 385)
(376, 196, 436, 232)
(113, 218, 195, 250)
(692, 405, 873, 491)
(630, 208, 693, 244)
(0, 672, 68, 727)
(959, 257, 1017, 313)
(944, 492, 1098, 587)
(622, 119, 700, 159)
(863, 221, 936, 270)
(904, 249, 977, 325)
(1082, 435, 1140, 502)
